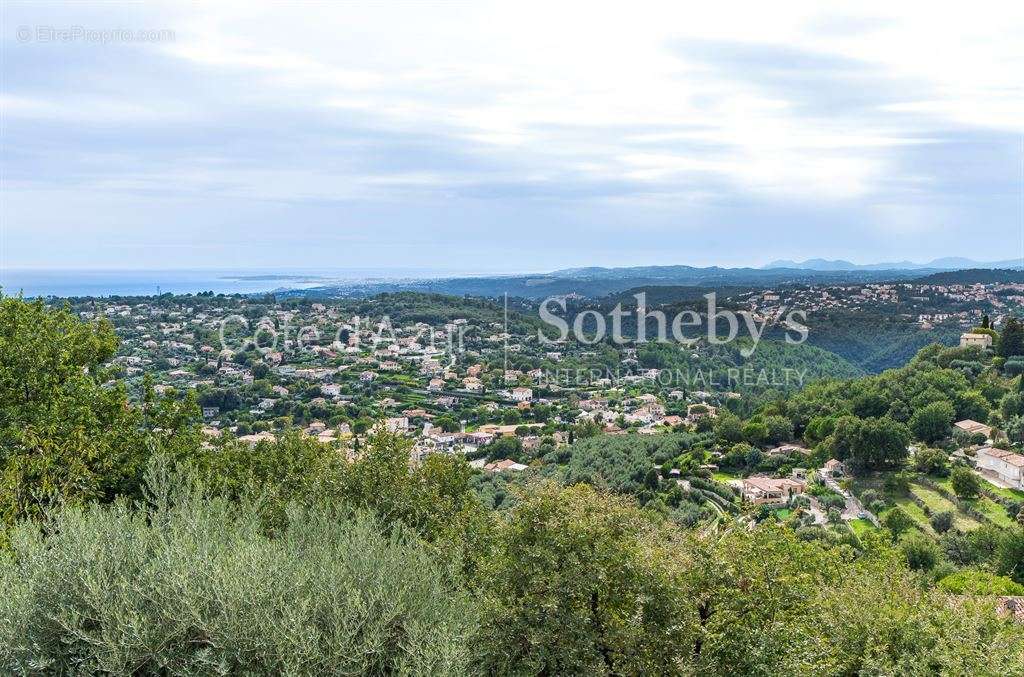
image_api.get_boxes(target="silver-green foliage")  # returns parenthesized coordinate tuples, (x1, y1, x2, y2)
(0, 462, 477, 676)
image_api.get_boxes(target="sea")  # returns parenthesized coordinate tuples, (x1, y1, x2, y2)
(0, 268, 489, 299)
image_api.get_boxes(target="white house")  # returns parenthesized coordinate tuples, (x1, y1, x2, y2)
(975, 447, 1024, 489)
(511, 387, 533, 402)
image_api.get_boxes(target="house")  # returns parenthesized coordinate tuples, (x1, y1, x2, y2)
(954, 419, 992, 440)
(466, 431, 495, 446)
(822, 458, 846, 476)
(975, 447, 1024, 489)
(741, 477, 807, 505)
(959, 332, 993, 349)
(237, 431, 276, 445)
(484, 459, 529, 472)
(686, 403, 717, 423)
(201, 406, 219, 419)
(384, 416, 409, 433)
(359, 370, 376, 382)
(511, 387, 533, 402)
(767, 444, 812, 457)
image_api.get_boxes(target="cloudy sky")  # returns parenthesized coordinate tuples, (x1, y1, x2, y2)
(2, 1, 1023, 272)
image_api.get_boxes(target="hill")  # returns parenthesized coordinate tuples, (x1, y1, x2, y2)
(913, 268, 1024, 285)
(765, 257, 1023, 271)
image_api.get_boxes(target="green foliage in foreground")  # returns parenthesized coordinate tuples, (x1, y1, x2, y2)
(0, 463, 476, 675)
(3, 462, 1024, 675)
(938, 569, 1024, 596)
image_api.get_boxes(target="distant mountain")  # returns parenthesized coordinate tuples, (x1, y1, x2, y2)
(764, 257, 1023, 271)
(286, 265, 930, 301)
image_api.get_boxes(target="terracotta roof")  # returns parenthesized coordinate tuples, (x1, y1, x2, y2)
(979, 447, 1024, 467)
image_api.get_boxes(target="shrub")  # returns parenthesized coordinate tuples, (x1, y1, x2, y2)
(0, 466, 477, 675)
(930, 511, 954, 534)
(900, 532, 941, 571)
(938, 569, 1024, 596)
(951, 466, 982, 500)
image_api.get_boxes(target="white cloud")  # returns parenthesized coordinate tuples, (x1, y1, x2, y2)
(4, 0, 1023, 267)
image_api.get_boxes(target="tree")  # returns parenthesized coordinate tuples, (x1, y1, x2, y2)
(847, 417, 911, 473)
(954, 391, 989, 423)
(900, 532, 940, 571)
(486, 435, 524, 462)
(742, 420, 769, 447)
(0, 296, 199, 526)
(913, 448, 949, 476)
(882, 507, 914, 540)
(762, 415, 794, 445)
(950, 466, 982, 500)
(1001, 392, 1024, 420)
(909, 400, 955, 443)
(713, 412, 743, 444)
(996, 528, 1024, 584)
(1006, 415, 1024, 446)
(999, 317, 1024, 358)
(434, 414, 460, 432)
(476, 483, 697, 675)
(0, 465, 477, 674)
(852, 392, 888, 419)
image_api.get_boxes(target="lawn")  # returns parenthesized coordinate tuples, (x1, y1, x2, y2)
(909, 484, 982, 531)
(774, 508, 793, 520)
(935, 475, 1020, 501)
(849, 518, 875, 536)
(888, 499, 935, 536)
(977, 478, 1024, 501)
(967, 497, 1015, 528)
(712, 471, 740, 484)
(910, 484, 957, 513)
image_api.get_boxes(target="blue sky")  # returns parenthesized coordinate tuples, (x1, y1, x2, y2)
(2, 1, 1023, 272)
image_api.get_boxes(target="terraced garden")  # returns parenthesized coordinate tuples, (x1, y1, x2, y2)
(968, 497, 1015, 528)
(909, 483, 981, 531)
(886, 499, 935, 536)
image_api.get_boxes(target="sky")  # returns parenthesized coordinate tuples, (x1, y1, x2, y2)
(2, 0, 1024, 272)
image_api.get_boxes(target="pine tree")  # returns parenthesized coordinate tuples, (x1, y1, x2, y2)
(999, 317, 1024, 358)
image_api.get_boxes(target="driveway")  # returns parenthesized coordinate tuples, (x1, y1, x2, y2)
(823, 474, 879, 526)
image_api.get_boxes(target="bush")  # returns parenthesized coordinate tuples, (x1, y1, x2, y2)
(899, 532, 941, 571)
(938, 569, 1024, 596)
(930, 511, 954, 534)
(0, 465, 477, 675)
(951, 466, 982, 500)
